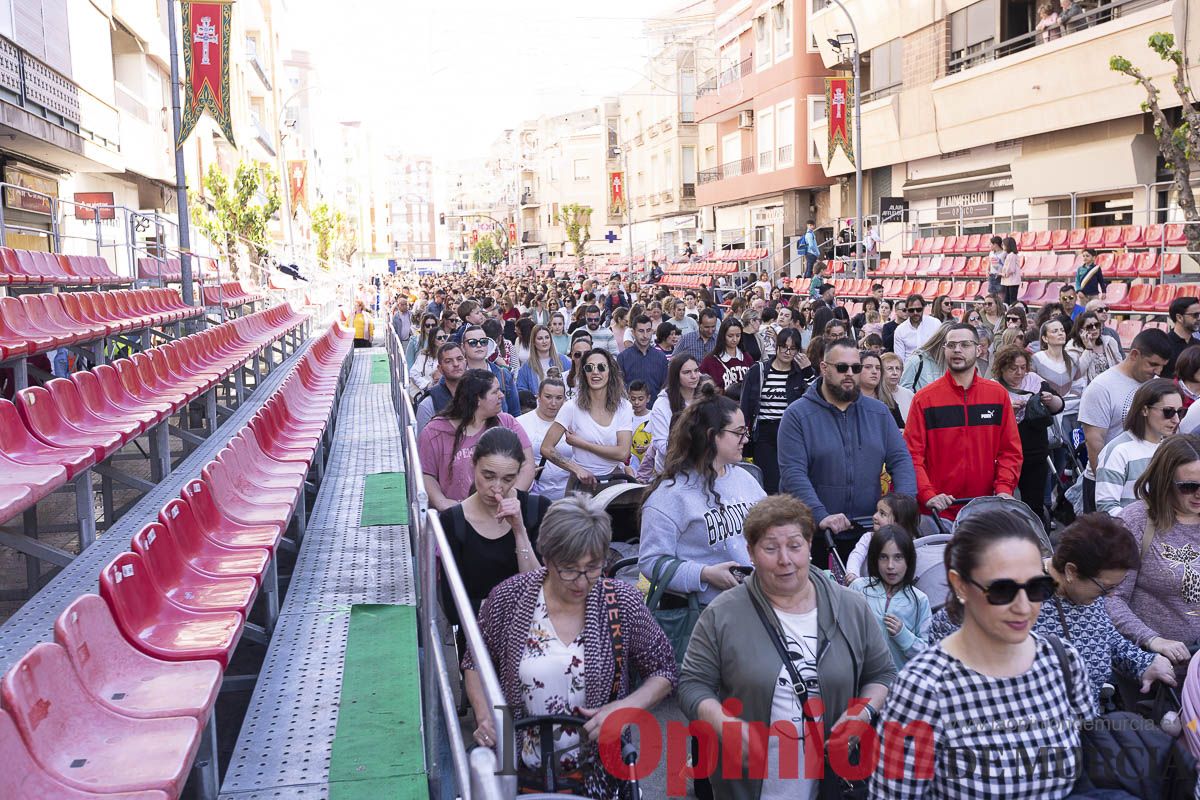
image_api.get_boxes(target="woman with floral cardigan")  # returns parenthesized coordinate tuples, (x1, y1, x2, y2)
(463, 494, 677, 796)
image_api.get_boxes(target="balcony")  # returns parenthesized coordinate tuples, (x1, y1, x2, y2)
(776, 145, 793, 166)
(520, 191, 539, 207)
(680, 111, 696, 124)
(521, 230, 541, 244)
(697, 56, 753, 98)
(649, 193, 661, 206)
(682, 183, 696, 199)
(246, 44, 272, 90)
(249, 113, 276, 157)
(697, 157, 755, 185)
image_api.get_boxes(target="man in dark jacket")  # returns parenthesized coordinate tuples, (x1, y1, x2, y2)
(810, 283, 836, 338)
(778, 338, 917, 532)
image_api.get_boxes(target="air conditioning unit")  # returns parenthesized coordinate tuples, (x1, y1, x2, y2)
(738, 110, 755, 129)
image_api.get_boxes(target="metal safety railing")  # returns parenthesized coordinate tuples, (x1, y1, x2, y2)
(385, 324, 516, 799)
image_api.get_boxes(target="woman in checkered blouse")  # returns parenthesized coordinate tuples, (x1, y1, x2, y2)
(871, 509, 1097, 798)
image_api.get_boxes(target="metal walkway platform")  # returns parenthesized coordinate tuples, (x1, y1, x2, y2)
(219, 349, 419, 799)
(0, 336, 315, 674)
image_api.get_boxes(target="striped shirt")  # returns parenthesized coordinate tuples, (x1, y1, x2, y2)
(1094, 430, 1159, 515)
(757, 367, 792, 424)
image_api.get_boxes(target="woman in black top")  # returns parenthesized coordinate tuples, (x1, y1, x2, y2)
(991, 344, 1063, 524)
(739, 328, 811, 493)
(439, 427, 551, 615)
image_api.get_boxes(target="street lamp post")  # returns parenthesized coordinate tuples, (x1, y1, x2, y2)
(827, 0, 863, 279)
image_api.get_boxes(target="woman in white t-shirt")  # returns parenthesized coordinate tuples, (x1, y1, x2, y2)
(516, 377, 573, 500)
(540, 348, 633, 489)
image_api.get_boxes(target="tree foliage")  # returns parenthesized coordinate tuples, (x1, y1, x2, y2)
(1111, 33, 1200, 253)
(311, 202, 356, 271)
(555, 203, 593, 263)
(189, 162, 282, 278)
(472, 234, 504, 266)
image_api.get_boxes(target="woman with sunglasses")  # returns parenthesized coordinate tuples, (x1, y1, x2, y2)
(540, 349, 633, 491)
(872, 509, 1096, 799)
(407, 313, 440, 364)
(925, 513, 1173, 705)
(408, 327, 450, 399)
(1067, 310, 1123, 384)
(516, 324, 570, 397)
(980, 293, 1006, 332)
(1094, 379, 1182, 515)
(740, 328, 811, 493)
(1108, 434, 1200, 679)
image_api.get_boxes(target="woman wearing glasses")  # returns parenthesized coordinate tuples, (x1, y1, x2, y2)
(463, 495, 676, 796)
(990, 345, 1064, 523)
(1094, 379, 1182, 515)
(872, 509, 1096, 799)
(679, 494, 895, 800)
(407, 327, 449, 399)
(740, 329, 811, 493)
(407, 313, 439, 364)
(540, 349, 633, 491)
(1108, 434, 1200, 682)
(1067, 310, 1123, 383)
(925, 513, 1173, 707)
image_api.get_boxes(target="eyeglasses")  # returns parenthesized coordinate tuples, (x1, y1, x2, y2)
(722, 427, 750, 441)
(830, 363, 863, 374)
(904, 307, 923, 314)
(966, 575, 1057, 605)
(571, 351, 585, 359)
(944, 341, 977, 351)
(1088, 575, 1120, 596)
(778, 345, 798, 353)
(554, 565, 604, 583)
(1153, 405, 1183, 419)
(1175, 481, 1200, 495)
(465, 338, 489, 347)
(583, 363, 607, 373)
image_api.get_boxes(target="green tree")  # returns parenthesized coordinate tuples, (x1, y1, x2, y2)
(555, 203, 593, 263)
(1111, 33, 1200, 253)
(310, 202, 356, 270)
(189, 162, 282, 278)
(472, 234, 503, 266)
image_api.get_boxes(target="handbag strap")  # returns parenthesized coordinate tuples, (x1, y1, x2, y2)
(646, 556, 686, 611)
(1052, 595, 1072, 640)
(602, 579, 624, 704)
(1046, 633, 1074, 699)
(747, 588, 810, 714)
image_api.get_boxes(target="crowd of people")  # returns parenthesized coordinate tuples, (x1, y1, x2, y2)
(356, 258, 1200, 799)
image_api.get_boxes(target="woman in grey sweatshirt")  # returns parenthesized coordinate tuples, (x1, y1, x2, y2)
(639, 384, 767, 604)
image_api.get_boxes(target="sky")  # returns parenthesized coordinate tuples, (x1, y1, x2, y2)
(290, 0, 703, 160)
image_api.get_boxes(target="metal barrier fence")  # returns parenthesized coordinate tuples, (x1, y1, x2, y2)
(384, 324, 517, 799)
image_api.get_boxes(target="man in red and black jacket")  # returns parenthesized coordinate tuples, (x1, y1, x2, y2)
(904, 324, 1022, 519)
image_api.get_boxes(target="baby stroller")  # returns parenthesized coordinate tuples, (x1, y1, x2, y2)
(514, 714, 640, 799)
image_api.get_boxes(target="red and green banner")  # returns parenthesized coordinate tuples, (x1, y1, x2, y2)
(825, 77, 855, 167)
(177, 0, 235, 148)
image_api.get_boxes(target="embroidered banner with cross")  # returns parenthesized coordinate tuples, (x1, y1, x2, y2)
(825, 76, 854, 167)
(177, 0, 236, 148)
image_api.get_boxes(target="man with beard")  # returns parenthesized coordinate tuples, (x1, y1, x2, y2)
(778, 338, 916, 539)
(904, 324, 1022, 520)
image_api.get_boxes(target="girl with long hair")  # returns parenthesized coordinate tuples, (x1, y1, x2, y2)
(408, 312, 439, 364)
(699, 316, 755, 397)
(539, 349, 633, 490)
(417, 369, 534, 511)
(849, 525, 932, 667)
(515, 324, 570, 396)
(643, 355, 703, 477)
(859, 349, 903, 428)
(899, 320, 954, 392)
(408, 326, 449, 398)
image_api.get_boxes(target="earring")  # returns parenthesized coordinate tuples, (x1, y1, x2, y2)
(957, 596, 966, 603)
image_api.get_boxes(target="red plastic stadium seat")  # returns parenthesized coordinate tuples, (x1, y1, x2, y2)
(1107, 253, 1136, 278)
(1120, 225, 1144, 248)
(1031, 230, 1052, 251)
(1134, 252, 1159, 278)
(1120, 283, 1153, 312)
(963, 234, 983, 253)
(54, 594, 221, 722)
(1143, 224, 1165, 247)
(1101, 226, 1124, 249)
(1116, 319, 1143, 349)
(173, 480, 282, 552)
(99, 551, 243, 667)
(1165, 223, 1187, 246)
(1017, 231, 1037, 250)
(1018, 281, 1048, 305)
(1, 642, 200, 796)
(1051, 253, 1080, 278)
(131, 523, 258, 614)
(0, 399, 94, 479)
(1048, 229, 1070, 250)
(17, 387, 125, 462)
(1163, 253, 1182, 275)
(1067, 228, 1087, 249)
(1150, 284, 1177, 312)
(1083, 227, 1105, 248)
(0, 707, 171, 800)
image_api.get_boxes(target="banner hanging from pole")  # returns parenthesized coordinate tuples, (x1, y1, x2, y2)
(177, 0, 236, 149)
(287, 160, 308, 212)
(608, 171, 626, 217)
(825, 77, 854, 167)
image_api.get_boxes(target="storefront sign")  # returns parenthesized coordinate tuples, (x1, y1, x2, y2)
(936, 191, 993, 221)
(879, 196, 909, 222)
(751, 206, 785, 226)
(4, 166, 56, 215)
(74, 192, 116, 221)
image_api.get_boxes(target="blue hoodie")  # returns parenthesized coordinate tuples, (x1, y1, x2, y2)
(778, 379, 917, 523)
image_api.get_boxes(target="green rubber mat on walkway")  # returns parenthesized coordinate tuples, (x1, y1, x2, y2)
(369, 354, 391, 383)
(360, 472, 408, 526)
(329, 605, 426, 799)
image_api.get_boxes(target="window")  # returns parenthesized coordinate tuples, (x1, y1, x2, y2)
(806, 96, 827, 165)
(865, 38, 903, 97)
(650, 154, 660, 190)
(755, 15, 772, 71)
(573, 159, 589, 180)
(949, 0, 997, 73)
(682, 146, 697, 184)
(775, 100, 795, 168)
(757, 107, 774, 172)
(722, 132, 741, 166)
(679, 71, 696, 122)
(664, 147, 674, 190)
(774, 0, 793, 62)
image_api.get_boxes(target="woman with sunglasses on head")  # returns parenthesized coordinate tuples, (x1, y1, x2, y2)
(463, 495, 676, 797)
(1108, 434, 1200, 678)
(1066, 310, 1123, 384)
(1094, 379, 1182, 515)
(540, 349, 633, 491)
(925, 513, 1174, 705)
(408, 326, 450, 399)
(872, 509, 1096, 799)
(740, 328, 811, 493)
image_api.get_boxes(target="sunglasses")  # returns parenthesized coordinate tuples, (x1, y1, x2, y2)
(1082, 323, 1099, 331)
(1176, 481, 1200, 495)
(424, 322, 437, 329)
(1154, 406, 1183, 419)
(465, 338, 489, 347)
(966, 574, 1057, 605)
(904, 307, 922, 313)
(1094, 307, 1108, 313)
(830, 363, 864, 374)
(434, 334, 449, 341)
(1006, 317, 1021, 323)
(571, 351, 585, 359)
(583, 363, 607, 373)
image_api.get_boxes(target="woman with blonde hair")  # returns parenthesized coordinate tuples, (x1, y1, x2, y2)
(899, 320, 954, 392)
(516, 324, 570, 396)
(880, 351, 914, 423)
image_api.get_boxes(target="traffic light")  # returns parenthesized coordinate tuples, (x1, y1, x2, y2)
(439, 213, 446, 225)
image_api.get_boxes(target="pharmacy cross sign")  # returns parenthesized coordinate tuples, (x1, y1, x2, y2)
(194, 16, 218, 65)
(605, 231, 618, 244)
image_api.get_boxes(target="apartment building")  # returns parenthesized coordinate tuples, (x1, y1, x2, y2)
(619, 33, 709, 259)
(694, 0, 833, 272)
(806, 0, 1200, 247)
(386, 152, 436, 261)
